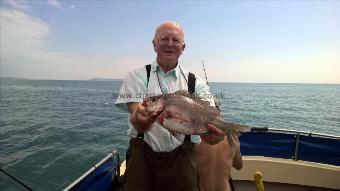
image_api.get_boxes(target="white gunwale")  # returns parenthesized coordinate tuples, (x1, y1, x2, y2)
(231, 156, 340, 190)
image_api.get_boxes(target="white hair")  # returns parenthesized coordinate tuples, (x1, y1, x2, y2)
(154, 21, 184, 40)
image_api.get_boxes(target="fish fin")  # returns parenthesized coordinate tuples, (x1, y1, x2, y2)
(224, 122, 251, 134)
(166, 129, 182, 141)
(174, 90, 206, 102)
(207, 106, 220, 116)
(172, 132, 182, 141)
(194, 98, 214, 107)
(194, 99, 212, 106)
(174, 90, 192, 97)
(221, 121, 250, 148)
(174, 90, 216, 109)
(158, 117, 184, 140)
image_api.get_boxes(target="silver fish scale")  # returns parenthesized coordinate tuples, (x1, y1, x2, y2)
(163, 94, 222, 133)
(146, 91, 250, 145)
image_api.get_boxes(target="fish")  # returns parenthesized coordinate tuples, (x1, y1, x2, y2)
(145, 90, 251, 147)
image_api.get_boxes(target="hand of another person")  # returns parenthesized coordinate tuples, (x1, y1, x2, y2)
(200, 123, 225, 145)
(129, 101, 163, 133)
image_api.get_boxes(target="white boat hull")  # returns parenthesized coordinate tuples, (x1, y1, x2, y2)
(231, 156, 340, 190)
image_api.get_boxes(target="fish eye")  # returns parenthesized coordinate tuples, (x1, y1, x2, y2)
(151, 97, 156, 102)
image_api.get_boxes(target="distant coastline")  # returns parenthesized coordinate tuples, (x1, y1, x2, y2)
(88, 78, 122, 81)
(0, 77, 123, 81)
(1, 77, 34, 81)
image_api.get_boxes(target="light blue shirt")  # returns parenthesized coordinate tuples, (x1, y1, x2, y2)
(115, 61, 215, 152)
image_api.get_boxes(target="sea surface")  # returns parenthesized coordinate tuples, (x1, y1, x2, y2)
(0, 79, 339, 190)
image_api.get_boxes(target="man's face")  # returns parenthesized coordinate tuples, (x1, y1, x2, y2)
(153, 27, 185, 63)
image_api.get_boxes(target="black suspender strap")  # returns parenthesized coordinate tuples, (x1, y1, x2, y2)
(188, 72, 196, 94)
(187, 72, 195, 142)
(184, 135, 191, 142)
(137, 133, 144, 139)
(146, 64, 195, 94)
(137, 65, 151, 139)
(146, 64, 151, 87)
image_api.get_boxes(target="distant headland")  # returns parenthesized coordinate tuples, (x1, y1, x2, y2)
(88, 78, 122, 81)
(0, 77, 123, 81)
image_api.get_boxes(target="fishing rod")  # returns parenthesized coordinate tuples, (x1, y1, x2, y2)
(202, 61, 236, 191)
(201, 60, 220, 111)
(201, 61, 209, 86)
(0, 168, 33, 191)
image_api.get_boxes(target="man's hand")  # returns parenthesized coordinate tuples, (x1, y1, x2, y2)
(200, 124, 225, 145)
(128, 102, 163, 133)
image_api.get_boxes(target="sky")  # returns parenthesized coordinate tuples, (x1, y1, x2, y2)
(0, 0, 339, 83)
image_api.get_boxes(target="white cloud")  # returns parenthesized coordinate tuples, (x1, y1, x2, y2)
(69, 5, 76, 9)
(3, 0, 64, 11)
(0, 7, 50, 78)
(46, 0, 63, 10)
(3, 0, 30, 12)
(0, 6, 149, 80)
(1, 8, 50, 47)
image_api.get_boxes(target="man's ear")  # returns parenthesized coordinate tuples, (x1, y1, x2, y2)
(179, 43, 186, 55)
(152, 39, 157, 52)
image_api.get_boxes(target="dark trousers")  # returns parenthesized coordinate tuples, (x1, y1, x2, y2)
(123, 137, 199, 191)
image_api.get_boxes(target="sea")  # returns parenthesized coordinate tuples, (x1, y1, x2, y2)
(0, 78, 339, 190)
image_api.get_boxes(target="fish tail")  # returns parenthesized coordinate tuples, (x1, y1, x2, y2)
(221, 122, 250, 148)
(224, 122, 251, 134)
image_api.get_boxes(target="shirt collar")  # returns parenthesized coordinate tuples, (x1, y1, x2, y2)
(151, 60, 180, 79)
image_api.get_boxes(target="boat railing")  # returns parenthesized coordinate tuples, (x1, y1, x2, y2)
(252, 127, 340, 140)
(241, 127, 340, 166)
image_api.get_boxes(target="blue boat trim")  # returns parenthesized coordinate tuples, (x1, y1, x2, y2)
(64, 151, 120, 191)
(240, 128, 340, 166)
(65, 129, 340, 191)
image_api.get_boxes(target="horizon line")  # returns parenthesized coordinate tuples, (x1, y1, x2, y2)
(1, 77, 339, 85)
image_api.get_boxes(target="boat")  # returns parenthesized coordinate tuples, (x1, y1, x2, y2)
(231, 127, 340, 191)
(63, 151, 121, 191)
(64, 128, 340, 191)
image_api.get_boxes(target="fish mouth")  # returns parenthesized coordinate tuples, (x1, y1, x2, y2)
(146, 102, 164, 113)
(158, 112, 169, 125)
(158, 115, 164, 125)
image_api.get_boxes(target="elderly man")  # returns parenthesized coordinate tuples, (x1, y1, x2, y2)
(115, 21, 225, 191)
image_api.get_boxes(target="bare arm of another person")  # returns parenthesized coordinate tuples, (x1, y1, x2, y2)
(128, 102, 162, 133)
(232, 138, 243, 170)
